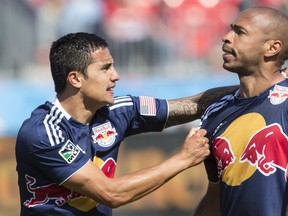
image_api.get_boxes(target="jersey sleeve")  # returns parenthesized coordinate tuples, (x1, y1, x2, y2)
(16, 117, 90, 185)
(108, 95, 168, 137)
(32, 139, 90, 184)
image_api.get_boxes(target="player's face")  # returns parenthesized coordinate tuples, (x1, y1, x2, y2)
(80, 47, 120, 108)
(221, 10, 268, 75)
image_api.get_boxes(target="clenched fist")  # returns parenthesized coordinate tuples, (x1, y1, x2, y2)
(178, 127, 210, 168)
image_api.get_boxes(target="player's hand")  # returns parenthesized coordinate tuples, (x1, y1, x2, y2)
(178, 127, 210, 168)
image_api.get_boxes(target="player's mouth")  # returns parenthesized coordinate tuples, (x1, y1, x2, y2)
(222, 46, 235, 61)
(107, 85, 116, 94)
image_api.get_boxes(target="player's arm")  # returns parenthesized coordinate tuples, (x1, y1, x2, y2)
(62, 128, 209, 208)
(165, 85, 238, 128)
(193, 182, 221, 216)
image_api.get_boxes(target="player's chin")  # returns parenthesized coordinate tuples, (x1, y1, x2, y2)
(223, 63, 234, 72)
(106, 96, 115, 105)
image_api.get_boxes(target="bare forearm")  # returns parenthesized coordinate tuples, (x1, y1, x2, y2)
(75, 152, 193, 208)
(166, 85, 238, 128)
(104, 129, 209, 207)
(64, 129, 209, 208)
(110, 152, 189, 207)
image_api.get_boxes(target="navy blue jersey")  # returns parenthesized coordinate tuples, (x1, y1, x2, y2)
(16, 95, 168, 216)
(201, 79, 288, 216)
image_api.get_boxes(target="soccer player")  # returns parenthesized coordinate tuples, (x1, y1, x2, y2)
(195, 7, 288, 216)
(16, 32, 236, 216)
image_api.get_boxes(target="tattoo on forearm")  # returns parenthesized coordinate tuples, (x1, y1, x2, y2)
(165, 98, 199, 128)
(165, 85, 238, 128)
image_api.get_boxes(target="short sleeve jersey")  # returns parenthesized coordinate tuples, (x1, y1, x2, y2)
(16, 95, 168, 216)
(201, 79, 288, 216)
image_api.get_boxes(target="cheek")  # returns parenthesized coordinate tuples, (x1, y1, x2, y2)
(240, 47, 261, 63)
(91, 79, 109, 97)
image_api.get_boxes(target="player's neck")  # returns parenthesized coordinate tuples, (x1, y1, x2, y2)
(239, 70, 285, 98)
(57, 94, 99, 125)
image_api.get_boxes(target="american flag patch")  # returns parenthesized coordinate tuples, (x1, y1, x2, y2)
(139, 96, 156, 116)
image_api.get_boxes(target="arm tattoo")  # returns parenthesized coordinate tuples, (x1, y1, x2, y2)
(165, 85, 238, 128)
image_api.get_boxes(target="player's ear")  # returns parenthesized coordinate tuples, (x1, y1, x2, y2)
(67, 71, 82, 89)
(264, 39, 282, 57)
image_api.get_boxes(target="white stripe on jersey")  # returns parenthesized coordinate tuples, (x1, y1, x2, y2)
(113, 96, 131, 103)
(114, 98, 132, 104)
(114, 95, 131, 99)
(200, 89, 239, 125)
(44, 115, 54, 146)
(44, 105, 65, 146)
(109, 102, 133, 110)
(109, 96, 133, 110)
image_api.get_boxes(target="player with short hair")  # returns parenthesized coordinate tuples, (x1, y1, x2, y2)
(16, 32, 236, 216)
(194, 7, 288, 216)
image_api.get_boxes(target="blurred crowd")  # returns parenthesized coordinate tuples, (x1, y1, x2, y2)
(1, 0, 288, 78)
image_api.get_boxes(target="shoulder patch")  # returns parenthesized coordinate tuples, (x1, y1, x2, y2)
(139, 96, 156, 116)
(59, 140, 81, 164)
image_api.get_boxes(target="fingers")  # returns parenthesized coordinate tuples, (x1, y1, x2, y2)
(187, 127, 200, 137)
(182, 127, 210, 167)
(187, 127, 207, 138)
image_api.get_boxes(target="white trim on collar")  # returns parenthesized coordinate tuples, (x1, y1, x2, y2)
(52, 98, 71, 120)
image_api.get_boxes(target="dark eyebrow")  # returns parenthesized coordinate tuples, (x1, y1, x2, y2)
(101, 63, 112, 70)
(230, 24, 247, 33)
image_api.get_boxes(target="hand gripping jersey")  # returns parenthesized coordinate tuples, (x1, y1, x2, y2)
(16, 95, 168, 216)
(201, 79, 288, 216)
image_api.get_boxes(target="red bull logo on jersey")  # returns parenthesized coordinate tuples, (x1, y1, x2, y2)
(92, 122, 118, 147)
(268, 85, 288, 105)
(213, 113, 288, 186)
(100, 157, 117, 178)
(240, 123, 288, 177)
(24, 157, 117, 211)
(24, 175, 81, 208)
(213, 137, 236, 179)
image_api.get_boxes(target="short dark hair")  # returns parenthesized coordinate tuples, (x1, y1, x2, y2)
(49, 32, 108, 94)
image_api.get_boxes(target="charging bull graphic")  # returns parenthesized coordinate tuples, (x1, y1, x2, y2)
(24, 158, 117, 209)
(240, 123, 288, 178)
(213, 137, 236, 179)
(24, 175, 81, 207)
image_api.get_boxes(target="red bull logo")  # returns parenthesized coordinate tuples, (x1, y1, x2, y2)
(92, 122, 117, 147)
(24, 175, 81, 208)
(100, 158, 117, 178)
(212, 113, 288, 186)
(268, 85, 288, 105)
(240, 123, 288, 178)
(24, 157, 117, 210)
(213, 137, 236, 179)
